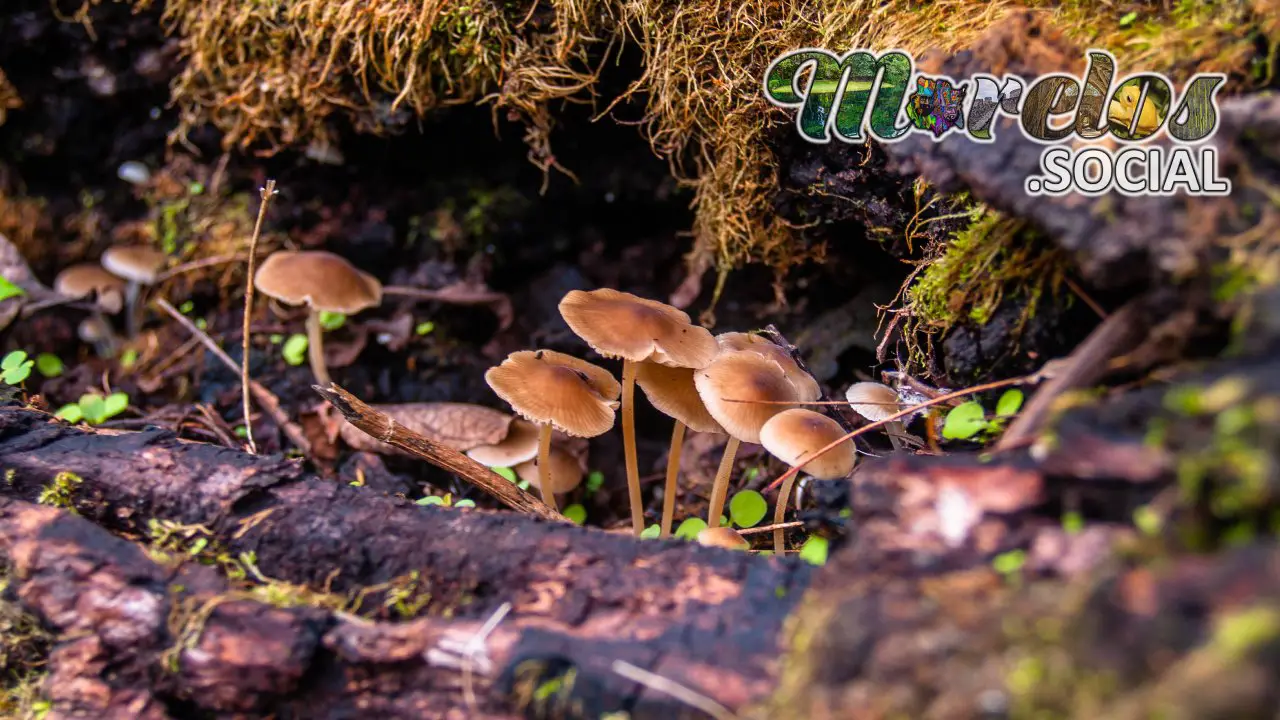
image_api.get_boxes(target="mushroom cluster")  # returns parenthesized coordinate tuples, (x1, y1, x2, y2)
(53, 244, 169, 355)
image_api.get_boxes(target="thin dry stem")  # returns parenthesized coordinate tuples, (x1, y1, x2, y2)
(241, 179, 276, 454)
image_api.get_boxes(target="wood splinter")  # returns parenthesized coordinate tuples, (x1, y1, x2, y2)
(313, 383, 568, 522)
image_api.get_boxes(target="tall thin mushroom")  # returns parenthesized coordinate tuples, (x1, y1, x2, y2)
(100, 245, 167, 337)
(253, 251, 382, 386)
(484, 349, 620, 512)
(759, 409, 855, 553)
(846, 382, 906, 450)
(635, 361, 723, 537)
(694, 350, 813, 528)
(558, 288, 717, 535)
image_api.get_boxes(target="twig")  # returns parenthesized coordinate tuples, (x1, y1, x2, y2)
(736, 520, 803, 536)
(995, 300, 1143, 450)
(242, 180, 277, 454)
(611, 660, 738, 720)
(154, 254, 247, 283)
(761, 373, 1039, 495)
(154, 297, 311, 454)
(312, 383, 566, 523)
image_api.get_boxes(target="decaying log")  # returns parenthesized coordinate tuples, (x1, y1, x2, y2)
(0, 406, 812, 717)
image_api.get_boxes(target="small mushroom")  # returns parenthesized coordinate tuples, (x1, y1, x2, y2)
(514, 445, 585, 495)
(466, 418, 542, 467)
(715, 331, 821, 400)
(338, 402, 514, 458)
(696, 526, 750, 551)
(100, 245, 167, 337)
(55, 264, 126, 357)
(635, 361, 723, 537)
(484, 349, 620, 511)
(694, 350, 818, 528)
(559, 288, 717, 535)
(253, 251, 383, 386)
(845, 381, 906, 450)
(759, 409, 855, 553)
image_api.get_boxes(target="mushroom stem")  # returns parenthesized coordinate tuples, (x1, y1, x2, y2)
(536, 422, 557, 512)
(621, 359, 644, 535)
(659, 420, 686, 538)
(305, 310, 332, 386)
(123, 282, 142, 338)
(774, 471, 800, 554)
(706, 436, 740, 528)
(885, 419, 906, 451)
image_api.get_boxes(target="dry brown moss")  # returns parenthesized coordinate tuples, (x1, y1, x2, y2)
(129, 0, 1279, 283)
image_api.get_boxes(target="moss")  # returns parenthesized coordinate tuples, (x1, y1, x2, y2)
(101, 0, 1276, 287)
(893, 206, 1071, 366)
(0, 569, 51, 720)
(35, 472, 82, 512)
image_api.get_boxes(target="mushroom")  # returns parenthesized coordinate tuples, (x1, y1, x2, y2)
(845, 381, 906, 450)
(558, 288, 717, 535)
(253, 251, 383, 386)
(100, 245, 167, 337)
(715, 331, 821, 400)
(466, 418, 541, 467)
(514, 444, 585, 495)
(635, 361, 723, 537)
(696, 526, 750, 551)
(337, 401, 514, 458)
(759, 408, 855, 554)
(694, 350, 818, 528)
(484, 349, 621, 511)
(55, 264, 126, 357)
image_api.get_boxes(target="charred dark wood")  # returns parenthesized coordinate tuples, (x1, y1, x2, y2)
(0, 407, 812, 717)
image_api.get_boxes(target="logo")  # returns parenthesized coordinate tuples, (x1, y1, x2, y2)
(763, 49, 1230, 197)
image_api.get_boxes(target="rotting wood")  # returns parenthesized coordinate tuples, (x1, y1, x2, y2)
(313, 382, 564, 521)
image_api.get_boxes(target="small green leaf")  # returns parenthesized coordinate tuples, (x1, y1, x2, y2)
(942, 401, 988, 440)
(34, 353, 63, 378)
(585, 470, 604, 493)
(992, 549, 1026, 575)
(729, 489, 768, 528)
(2, 350, 27, 372)
(563, 503, 587, 524)
(799, 536, 829, 566)
(269, 334, 284, 344)
(674, 518, 707, 540)
(454, 499, 476, 509)
(640, 524, 661, 539)
(178, 300, 194, 314)
(415, 321, 436, 336)
(78, 394, 107, 425)
(119, 348, 138, 369)
(101, 392, 129, 421)
(996, 389, 1024, 418)
(188, 537, 208, 555)
(233, 425, 248, 438)
(1119, 10, 1138, 27)
(1062, 511, 1084, 535)
(416, 496, 446, 506)
(195, 318, 207, 330)
(188, 182, 205, 195)
(0, 276, 26, 302)
(1133, 505, 1162, 536)
(282, 334, 309, 366)
(55, 403, 83, 423)
(493, 466, 518, 483)
(318, 311, 347, 331)
(517, 480, 531, 491)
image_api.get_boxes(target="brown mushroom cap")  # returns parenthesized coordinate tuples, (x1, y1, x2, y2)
(254, 250, 383, 314)
(339, 402, 514, 456)
(634, 361, 723, 433)
(514, 445, 585, 494)
(466, 418, 541, 467)
(759, 409, 855, 480)
(694, 351, 805, 444)
(484, 349, 621, 437)
(54, 264, 126, 313)
(558, 288, 718, 368)
(696, 526, 750, 550)
(845, 382, 902, 422)
(101, 245, 168, 284)
(715, 331, 821, 402)
(77, 316, 112, 343)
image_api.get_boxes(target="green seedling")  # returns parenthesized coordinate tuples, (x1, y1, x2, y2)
(992, 549, 1027, 577)
(674, 517, 708, 540)
(493, 465, 530, 490)
(415, 321, 436, 336)
(585, 470, 604, 494)
(55, 392, 130, 425)
(640, 524, 661, 539)
(729, 489, 768, 528)
(35, 353, 63, 378)
(178, 300, 194, 314)
(119, 348, 138, 369)
(799, 535, 829, 566)
(319, 311, 347, 331)
(1, 351, 33, 385)
(282, 334, 309, 366)
(942, 389, 1025, 441)
(1062, 511, 1085, 535)
(563, 503, 587, 524)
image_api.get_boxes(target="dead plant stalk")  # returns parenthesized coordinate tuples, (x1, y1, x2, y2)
(242, 179, 277, 454)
